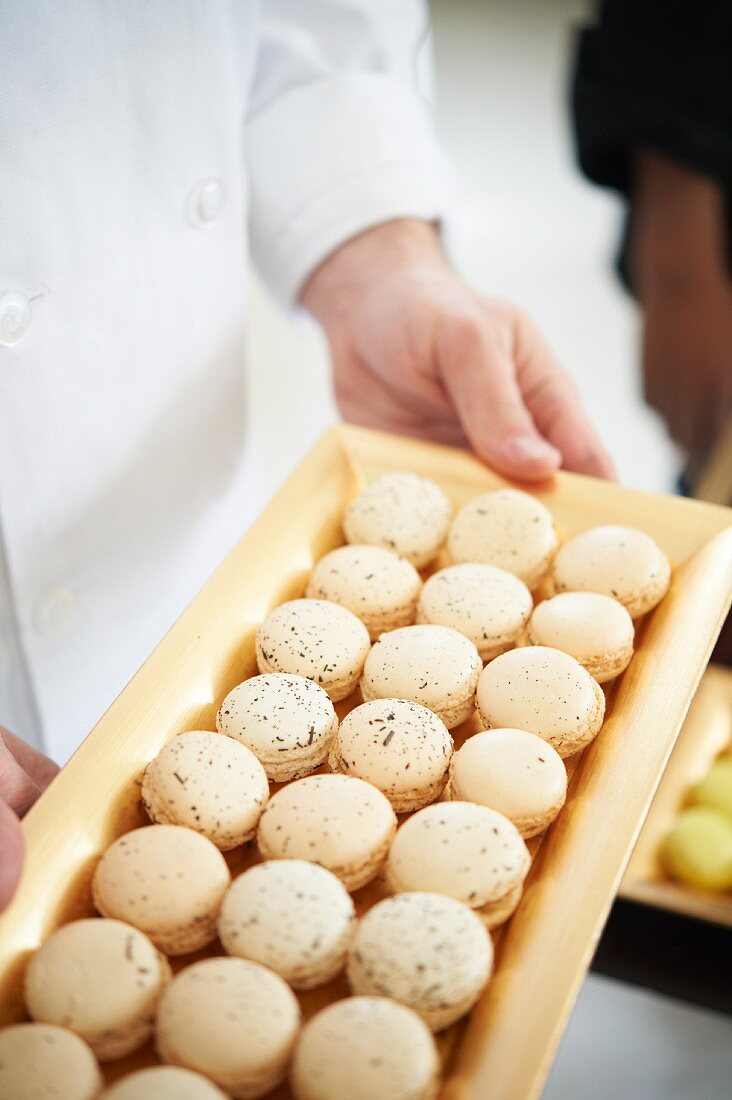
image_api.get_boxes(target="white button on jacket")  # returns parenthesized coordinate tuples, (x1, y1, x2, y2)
(0, 1, 454, 761)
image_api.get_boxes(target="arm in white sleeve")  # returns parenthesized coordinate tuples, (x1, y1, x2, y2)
(247, 0, 456, 304)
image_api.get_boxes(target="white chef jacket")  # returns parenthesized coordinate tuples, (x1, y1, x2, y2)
(0, 1, 454, 763)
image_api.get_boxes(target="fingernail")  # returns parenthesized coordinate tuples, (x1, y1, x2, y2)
(504, 435, 561, 467)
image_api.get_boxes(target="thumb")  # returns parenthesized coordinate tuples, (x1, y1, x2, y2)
(0, 799, 24, 911)
(436, 314, 561, 480)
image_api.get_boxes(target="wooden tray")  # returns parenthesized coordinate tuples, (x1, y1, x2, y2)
(1, 425, 731, 1100)
(620, 664, 732, 927)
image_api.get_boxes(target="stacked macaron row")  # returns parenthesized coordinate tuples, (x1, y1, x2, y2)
(8, 472, 673, 1100)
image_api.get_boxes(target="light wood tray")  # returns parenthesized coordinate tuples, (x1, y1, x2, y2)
(1, 425, 731, 1100)
(620, 664, 732, 927)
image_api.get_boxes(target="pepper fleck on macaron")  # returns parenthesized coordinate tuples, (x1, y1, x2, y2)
(361, 624, 481, 729)
(217, 673, 337, 782)
(343, 471, 452, 568)
(92, 824, 230, 955)
(476, 646, 605, 758)
(24, 919, 170, 1061)
(329, 698, 453, 812)
(141, 731, 269, 849)
(255, 598, 370, 702)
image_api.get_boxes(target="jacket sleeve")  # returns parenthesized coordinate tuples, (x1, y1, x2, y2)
(571, 0, 732, 196)
(246, 0, 456, 304)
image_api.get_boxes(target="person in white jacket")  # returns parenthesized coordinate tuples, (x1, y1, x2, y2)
(0, 0, 612, 907)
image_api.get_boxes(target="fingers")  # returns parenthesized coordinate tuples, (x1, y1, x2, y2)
(0, 729, 55, 817)
(2, 730, 59, 792)
(0, 799, 24, 911)
(512, 312, 616, 479)
(434, 312, 562, 481)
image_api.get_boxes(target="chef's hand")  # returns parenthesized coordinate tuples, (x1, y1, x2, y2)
(629, 151, 732, 479)
(0, 728, 58, 910)
(301, 219, 614, 482)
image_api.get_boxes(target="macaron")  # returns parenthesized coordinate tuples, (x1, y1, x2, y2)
(476, 646, 606, 758)
(92, 825, 230, 955)
(141, 731, 269, 849)
(551, 524, 671, 618)
(217, 673, 337, 782)
(24, 919, 170, 1061)
(156, 957, 301, 1100)
(691, 757, 732, 820)
(386, 802, 531, 929)
(101, 1067, 228, 1100)
(219, 860, 356, 989)
(447, 489, 558, 588)
(347, 892, 493, 1031)
(306, 544, 422, 640)
(361, 624, 481, 729)
(257, 774, 397, 892)
(661, 807, 732, 891)
(343, 471, 452, 568)
(527, 591, 634, 683)
(329, 698, 453, 812)
(255, 598, 370, 702)
(0, 1024, 103, 1100)
(291, 997, 439, 1100)
(417, 562, 533, 661)
(448, 729, 567, 837)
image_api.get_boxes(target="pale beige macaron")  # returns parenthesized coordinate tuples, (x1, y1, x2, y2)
(291, 997, 439, 1100)
(255, 598, 370, 702)
(552, 524, 671, 618)
(217, 673, 337, 782)
(141, 731, 269, 850)
(0, 1023, 103, 1100)
(447, 488, 558, 589)
(528, 591, 635, 683)
(257, 774, 397, 892)
(347, 892, 493, 1031)
(92, 825, 230, 955)
(306, 544, 422, 640)
(448, 729, 567, 837)
(386, 802, 531, 929)
(476, 646, 605, 758)
(417, 562, 533, 661)
(24, 919, 170, 1061)
(343, 471, 452, 569)
(219, 860, 356, 990)
(329, 698, 453, 813)
(101, 1066, 228, 1100)
(361, 624, 482, 729)
(156, 957, 301, 1100)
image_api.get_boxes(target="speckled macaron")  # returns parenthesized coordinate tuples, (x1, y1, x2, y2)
(306, 544, 422, 640)
(361, 625, 481, 729)
(551, 525, 671, 618)
(476, 646, 605, 758)
(343, 472, 452, 568)
(417, 563, 533, 661)
(217, 673, 337, 782)
(347, 892, 493, 1031)
(257, 774, 397, 892)
(528, 591, 635, 683)
(447, 488, 558, 589)
(92, 825, 230, 955)
(219, 860, 356, 989)
(101, 1066, 228, 1100)
(291, 997, 439, 1100)
(448, 729, 567, 837)
(25, 919, 170, 1061)
(329, 698, 453, 813)
(255, 599, 370, 702)
(156, 957, 301, 1100)
(386, 802, 531, 929)
(0, 1024, 103, 1100)
(141, 731, 269, 849)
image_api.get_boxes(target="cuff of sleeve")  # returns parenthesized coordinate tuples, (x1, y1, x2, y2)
(247, 73, 457, 304)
